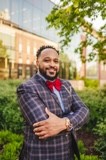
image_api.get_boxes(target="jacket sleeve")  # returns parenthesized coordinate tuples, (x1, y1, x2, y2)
(17, 84, 48, 127)
(66, 87, 89, 130)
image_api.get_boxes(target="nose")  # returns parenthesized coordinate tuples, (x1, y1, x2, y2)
(49, 61, 55, 67)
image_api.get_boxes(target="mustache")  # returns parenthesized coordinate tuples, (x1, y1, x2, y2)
(46, 67, 57, 71)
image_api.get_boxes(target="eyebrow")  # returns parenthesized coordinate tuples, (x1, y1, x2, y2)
(43, 57, 59, 59)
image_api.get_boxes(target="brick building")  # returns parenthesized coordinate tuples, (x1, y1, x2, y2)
(0, 18, 58, 79)
(0, 0, 59, 79)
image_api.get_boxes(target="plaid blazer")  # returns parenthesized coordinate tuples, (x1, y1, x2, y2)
(17, 74, 89, 160)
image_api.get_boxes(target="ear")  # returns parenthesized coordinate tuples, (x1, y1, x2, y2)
(36, 58, 39, 69)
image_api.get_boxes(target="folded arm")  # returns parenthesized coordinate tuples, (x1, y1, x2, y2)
(17, 84, 48, 126)
(66, 87, 89, 130)
(17, 84, 67, 138)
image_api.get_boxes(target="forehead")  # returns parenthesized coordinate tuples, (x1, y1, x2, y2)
(40, 48, 59, 59)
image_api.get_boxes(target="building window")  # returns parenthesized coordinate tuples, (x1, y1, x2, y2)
(33, 47, 37, 56)
(27, 43, 30, 55)
(19, 43, 22, 53)
(19, 58, 22, 64)
(18, 65, 22, 78)
(26, 66, 30, 78)
(26, 59, 30, 64)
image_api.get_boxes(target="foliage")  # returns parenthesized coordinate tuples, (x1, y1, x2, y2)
(46, 0, 106, 61)
(0, 80, 106, 159)
(60, 52, 70, 62)
(0, 130, 23, 160)
(75, 154, 99, 160)
(78, 140, 86, 154)
(59, 52, 77, 79)
(93, 86, 106, 160)
(0, 79, 23, 133)
(0, 40, 7, 57)
(84, 79, 99, 88)
(77, 88, 106, 130)
(94, 119, 106, 160)
(77, 87, 106, 160)
(59, 52, 72, 79)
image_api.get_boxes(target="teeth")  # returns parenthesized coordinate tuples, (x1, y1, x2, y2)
(49, 70, 55, 71)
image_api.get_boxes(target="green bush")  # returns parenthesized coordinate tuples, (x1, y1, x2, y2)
(75, 154, 99, 160)
(77, 88, 106, 130)
(0, 130, 23, 160)
(78, 140, 86, 154)
(77, 87, 106, 160)
(77, 139, 100, 160)
(84, 79, 99, 88)
(0, 79, 106, 159)
(94, 118, 106, 160)
(0, 80, 23, 133)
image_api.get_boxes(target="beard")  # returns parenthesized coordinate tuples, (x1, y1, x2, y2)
(39, 67, 59, 81)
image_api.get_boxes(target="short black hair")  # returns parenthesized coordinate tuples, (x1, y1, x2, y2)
(36, 45, 59, 58)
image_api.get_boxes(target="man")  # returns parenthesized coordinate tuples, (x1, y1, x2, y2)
(17, 45, 89, 160)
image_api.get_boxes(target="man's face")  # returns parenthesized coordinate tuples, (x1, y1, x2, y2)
(36, 48, 60, 80)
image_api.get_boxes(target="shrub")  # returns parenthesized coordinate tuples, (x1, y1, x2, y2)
(84, 79, 99, 88)
(94, 118, 106, 160)
(75, 154, 99, 160)
(0, 79, 105, 159)
(78, 140, 86, 154)
(0, 80, 23, 133)
(77, 88, 106, 130)
(77, 86, 106, 160)
(0, 130, 23, 160)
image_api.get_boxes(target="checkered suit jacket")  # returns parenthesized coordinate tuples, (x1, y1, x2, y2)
(17, 73, 89, 160)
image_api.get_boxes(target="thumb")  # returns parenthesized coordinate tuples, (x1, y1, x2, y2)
(45, 107, 53, 116)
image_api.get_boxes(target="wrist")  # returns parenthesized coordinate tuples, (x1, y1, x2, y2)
(64, 117, 72, 131)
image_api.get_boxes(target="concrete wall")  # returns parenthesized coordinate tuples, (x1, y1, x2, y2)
(69, 80, 85, 90)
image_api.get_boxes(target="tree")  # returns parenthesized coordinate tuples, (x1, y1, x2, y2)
(59, 52, 76, 79)
(46, 0, 106, 61)
(0, 40, 7, 57)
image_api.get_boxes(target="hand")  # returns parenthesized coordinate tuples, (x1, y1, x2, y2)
(33, 108, 66, 139)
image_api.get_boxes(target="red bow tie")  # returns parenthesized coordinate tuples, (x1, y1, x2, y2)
(46, 78, 62, 91)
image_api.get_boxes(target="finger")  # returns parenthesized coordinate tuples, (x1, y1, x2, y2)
(45, 107, 53, 116)
(39, 134, 49, 139)
(33, 120, 47, 127)
(35, 131, 46, 136)
(33, 126, 46, 133)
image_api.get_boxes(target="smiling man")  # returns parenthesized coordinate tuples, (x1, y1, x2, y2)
(36, 46, 59, 81)
(17, 45, 89, 160)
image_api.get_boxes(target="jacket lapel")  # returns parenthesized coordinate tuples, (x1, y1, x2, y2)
(51, 92, 61, 106)
(34, 74, 62, 110)
(60, 82, 72, 113)
(33, 74, 72, 114)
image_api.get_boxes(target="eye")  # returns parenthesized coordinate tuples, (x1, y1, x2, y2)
(54, 59, 59, 63)
(44, 59, 50, 62)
